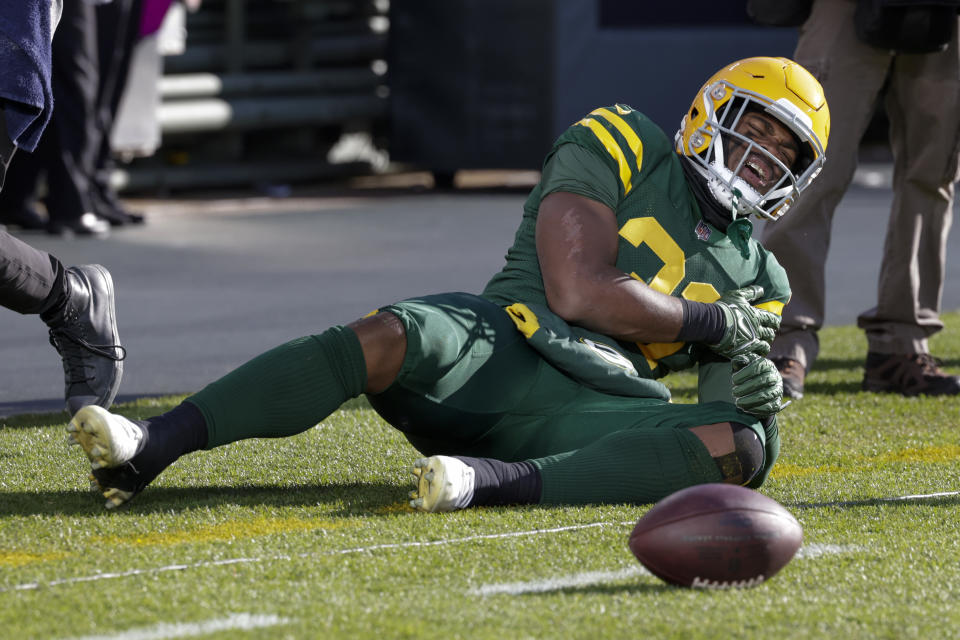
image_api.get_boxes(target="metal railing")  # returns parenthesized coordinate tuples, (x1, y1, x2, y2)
(120, 0, 388, 192)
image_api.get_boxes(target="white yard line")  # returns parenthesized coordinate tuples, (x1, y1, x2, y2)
(471, 566, 649, 596)
(2, 521, 628, 593)
(795, 543, 863, 559)
(794, 490, 960, 509)
(60, 613, 290, 640)
(471, 544, 861, 596)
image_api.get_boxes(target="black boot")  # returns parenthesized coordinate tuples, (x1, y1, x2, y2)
(44, 265, 126, 414)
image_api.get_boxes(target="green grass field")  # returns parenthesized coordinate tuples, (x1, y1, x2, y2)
(2, 315, 960, 639)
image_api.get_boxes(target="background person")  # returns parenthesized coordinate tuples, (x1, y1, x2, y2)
(759, 0, 960, 398)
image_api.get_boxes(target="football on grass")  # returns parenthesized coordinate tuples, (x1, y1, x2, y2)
(629, 483, 802, 589)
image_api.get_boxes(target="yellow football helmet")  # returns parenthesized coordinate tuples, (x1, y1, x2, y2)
(676, 57, 830, 221)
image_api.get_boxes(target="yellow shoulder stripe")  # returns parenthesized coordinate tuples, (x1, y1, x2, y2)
(576, 117, 633, 195)
(589, 108, 643, 174)
(575, 108, 643, 195)
(756, 300, 785, 316)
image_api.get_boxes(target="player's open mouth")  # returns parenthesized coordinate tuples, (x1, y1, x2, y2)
(739, 154, 777, 190)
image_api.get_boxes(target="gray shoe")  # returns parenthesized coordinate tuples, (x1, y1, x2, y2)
(47, 265, 126, 414)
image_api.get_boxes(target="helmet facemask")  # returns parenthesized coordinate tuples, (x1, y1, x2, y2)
(680, 81, 824, 222)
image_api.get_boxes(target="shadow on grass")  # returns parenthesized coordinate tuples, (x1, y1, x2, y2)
(800, 380, 864, 395)
(808, 357, 864, 373)
(0, 482, 407, 517)
(791, 493, 960, 510)
(0, 410, 71, 429)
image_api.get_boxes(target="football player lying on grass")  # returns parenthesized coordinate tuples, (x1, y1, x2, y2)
(67, 57, 830, 511)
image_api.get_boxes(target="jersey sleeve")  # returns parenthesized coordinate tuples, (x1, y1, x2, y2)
(539, 143, 621, 210)
(752, 248, 792, 313)
(539, 104, 648, 209)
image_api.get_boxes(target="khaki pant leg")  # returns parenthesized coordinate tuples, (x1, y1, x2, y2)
(856, 23, 960, 354)
(761, 0, 892, 370)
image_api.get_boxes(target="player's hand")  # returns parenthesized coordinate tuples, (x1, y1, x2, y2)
(731, 353, 787, 417)
(709, 286, 780, 359)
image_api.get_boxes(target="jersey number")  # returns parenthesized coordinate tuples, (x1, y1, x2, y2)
(619, 217, 720, 368)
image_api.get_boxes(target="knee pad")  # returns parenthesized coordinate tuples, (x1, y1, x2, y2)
(690, 421, 764, 485)
(724, 422, 764, 485)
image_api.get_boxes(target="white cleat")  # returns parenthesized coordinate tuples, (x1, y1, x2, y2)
(84, 472, 132, 508)
(409, 455, 476, 512)
(67, 405, 143, 471)
(102, 487, 135, 510)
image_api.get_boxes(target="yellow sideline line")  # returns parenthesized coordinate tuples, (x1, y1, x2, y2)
(93, 516, 358, 547)
(2, 517, 359, 565)
(773, 444, 960, 478)
(0, 550, 68, 568)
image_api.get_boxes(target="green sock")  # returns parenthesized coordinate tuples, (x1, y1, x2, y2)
(188, 326, 367, 448)
(532, 427, 721, 505)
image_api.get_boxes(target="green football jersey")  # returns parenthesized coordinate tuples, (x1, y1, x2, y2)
(481, 104, 790, 379)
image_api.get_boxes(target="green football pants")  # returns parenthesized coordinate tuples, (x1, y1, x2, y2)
(368, 292, 775, 503)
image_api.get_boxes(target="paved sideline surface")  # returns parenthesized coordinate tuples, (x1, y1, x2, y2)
(2, 179, 959, 417)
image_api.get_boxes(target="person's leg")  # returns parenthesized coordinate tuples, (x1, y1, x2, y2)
(90, 0, 144, 225)
(760, 0, 891, 396)
(857, 26, 960, 395)
(0, 227, 62, 314)
(69, 310, 398, 508)
(410, 401, 771, 510)
(532, 407, 769, 506)
(69, 291, 524, 509)
(0, 106, 45, 229)
(43, 0, 107, 236)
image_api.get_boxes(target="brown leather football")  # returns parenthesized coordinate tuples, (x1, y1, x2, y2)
(629, 483, 802, 588)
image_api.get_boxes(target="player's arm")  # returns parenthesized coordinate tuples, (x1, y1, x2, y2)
(536, 191, 683, 343)
(536, 192, 778, 354)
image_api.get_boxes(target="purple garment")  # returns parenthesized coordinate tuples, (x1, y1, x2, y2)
(0, 0, 55, 151)
(139, 0, 174, 37)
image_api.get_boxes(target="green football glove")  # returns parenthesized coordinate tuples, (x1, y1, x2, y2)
(731, 353, 787, 418)
(709, 285, 781, 359)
